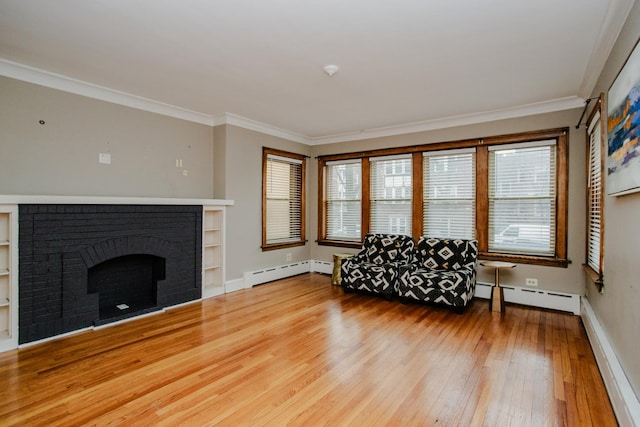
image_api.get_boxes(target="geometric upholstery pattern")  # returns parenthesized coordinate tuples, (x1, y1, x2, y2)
(398, 238, 478, 312)
(341, 233, 414, 299)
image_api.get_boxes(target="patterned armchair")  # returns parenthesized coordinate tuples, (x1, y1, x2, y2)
(341, 234, 414, 299)
(398, 237, 478, 313)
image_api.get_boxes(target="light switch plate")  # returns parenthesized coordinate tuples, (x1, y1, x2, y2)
(99, 153, 111, 164)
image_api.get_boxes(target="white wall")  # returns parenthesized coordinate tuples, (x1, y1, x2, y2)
(586, 0, 640, 400)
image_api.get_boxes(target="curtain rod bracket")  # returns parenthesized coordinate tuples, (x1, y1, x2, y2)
(576, 97, 600, 129)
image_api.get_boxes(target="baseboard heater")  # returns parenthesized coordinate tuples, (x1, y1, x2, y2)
(243, 261, 312, 288)
(475, 281, 580, 314)
(241, 261, 579, 315)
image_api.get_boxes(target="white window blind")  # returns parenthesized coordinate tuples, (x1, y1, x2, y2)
(265, 154, 303, 244)
(423, 148, 476, 239)
(489, 141, 556, 256)
(325, 160, 362, 241)
(587, 112, 603, 273)
(370, 155, 412, 235)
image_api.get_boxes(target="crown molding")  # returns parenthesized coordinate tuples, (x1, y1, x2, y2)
(308, 96, 586, 145)
(0, 58, 216, 126)
(578, 0, 636, 99)
(0, 58, 311, 143)
(0, 57, 585, 146)
(221, 113, 309, 144)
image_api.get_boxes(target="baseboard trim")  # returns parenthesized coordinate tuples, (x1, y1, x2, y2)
(202, 287, 225, 299)
(581, 297, 640, 426)
(224, 278, 247, 293)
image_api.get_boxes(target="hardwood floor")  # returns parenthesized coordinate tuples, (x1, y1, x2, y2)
(0, 273, 616, 426)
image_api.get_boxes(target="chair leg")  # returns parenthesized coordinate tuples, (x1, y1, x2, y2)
(453, 305, 465, 315)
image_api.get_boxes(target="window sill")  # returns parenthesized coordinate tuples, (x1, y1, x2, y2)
(479, 252, 570, 268)
(261, 241, 306, 252)
(317, 239, 362, 249)
(582, 264, 604, 293)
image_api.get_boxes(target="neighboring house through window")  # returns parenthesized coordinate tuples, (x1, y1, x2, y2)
(324, 159, 362, 241)
(488, 140, 556, 256)
(423, 148, 476, 239)
(318, 127, 569, 267)
(370, 155, 412, 235)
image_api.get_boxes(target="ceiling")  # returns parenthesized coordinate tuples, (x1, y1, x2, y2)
(0, 0, 635, 144)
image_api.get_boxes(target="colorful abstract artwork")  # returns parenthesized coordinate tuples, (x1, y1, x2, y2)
(608, 38, 640, 196)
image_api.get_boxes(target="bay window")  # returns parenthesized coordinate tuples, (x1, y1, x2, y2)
(318, 128, 568, 267)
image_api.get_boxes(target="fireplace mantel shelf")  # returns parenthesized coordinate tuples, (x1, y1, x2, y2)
(0, 195, 234, 206)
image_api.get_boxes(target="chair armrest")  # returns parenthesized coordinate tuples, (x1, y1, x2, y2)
(344, 252, 367, 266)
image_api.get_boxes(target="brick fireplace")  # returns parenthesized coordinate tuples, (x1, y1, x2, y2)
(18, 204, 202, 344)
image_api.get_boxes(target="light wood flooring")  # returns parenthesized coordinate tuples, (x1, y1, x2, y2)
(0, 273, 616, 426)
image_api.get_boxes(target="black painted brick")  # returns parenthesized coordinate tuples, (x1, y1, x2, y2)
(18, 204, 202, 344)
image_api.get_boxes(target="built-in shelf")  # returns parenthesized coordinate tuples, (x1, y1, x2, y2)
(202, 206, 226, 299)
(0, 207, 17, 352)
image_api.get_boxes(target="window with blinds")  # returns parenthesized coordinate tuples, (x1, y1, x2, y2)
(370, 155, 412, 235)
(325, 159, 362, 241)
(317, 128, 568, 267)
(423, 149, 476, 239)
(489, 141, 556, 256)
(263, 150, 305, 248)
(586, 110, 603, 276)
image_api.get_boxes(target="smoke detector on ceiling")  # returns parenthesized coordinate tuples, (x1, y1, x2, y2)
(323, 64, 339, 77)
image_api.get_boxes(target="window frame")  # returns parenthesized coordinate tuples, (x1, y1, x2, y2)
(583, 94, 605, 291)
(323, 158, 363, 242)
(317, 128, 569, 267)
(369, 154, 413, 235)
(487, 140, 557, 257)
(422, 148, 477, 240)
(262, 147, 306, 251)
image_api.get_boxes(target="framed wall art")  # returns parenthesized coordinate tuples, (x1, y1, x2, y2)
(607, 37, 640, 196)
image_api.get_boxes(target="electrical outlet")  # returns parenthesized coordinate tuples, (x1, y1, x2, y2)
(525, 278, 538, 287)
(285, 253, 292, 262)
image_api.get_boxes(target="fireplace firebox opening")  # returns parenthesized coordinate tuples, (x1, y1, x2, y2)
(88, 254, 165, 324)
